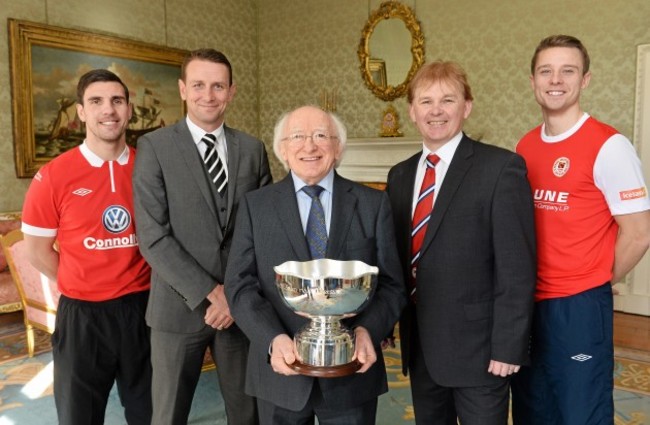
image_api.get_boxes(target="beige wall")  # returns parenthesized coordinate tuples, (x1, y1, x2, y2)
(258, 0, 650, 178)
(1, 0, 649, 209)
(0, 0, 258, 211)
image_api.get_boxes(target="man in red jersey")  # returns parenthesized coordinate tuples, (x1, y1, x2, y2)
(512, 35, 650, 425)
(21, 69, 152, 425)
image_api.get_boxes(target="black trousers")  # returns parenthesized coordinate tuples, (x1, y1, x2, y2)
(409, 319, 510, 425)
(52, 291, 152, 425)
(257, 383, 378, 425)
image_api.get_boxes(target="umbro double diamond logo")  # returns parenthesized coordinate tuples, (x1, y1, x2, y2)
(571, 354, 593, 362)
(73, 188, 92, 196)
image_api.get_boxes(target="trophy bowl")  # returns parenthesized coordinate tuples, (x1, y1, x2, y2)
(274, 259, 379, 378)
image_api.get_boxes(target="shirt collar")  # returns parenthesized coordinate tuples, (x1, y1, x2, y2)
(540, 113, 590, 143)
(79, 141, 130, 167)
(186, 116, 225, 146)
(291, 169, 335, 194)
(420, 131, 463, 166)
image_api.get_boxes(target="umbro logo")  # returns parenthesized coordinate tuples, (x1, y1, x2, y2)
(73, 188, 93, 196)
(571, 354, 592, 362)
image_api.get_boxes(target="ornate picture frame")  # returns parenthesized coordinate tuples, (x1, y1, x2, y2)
(8, 19, 188, 178)
(358, 0, 425, 101)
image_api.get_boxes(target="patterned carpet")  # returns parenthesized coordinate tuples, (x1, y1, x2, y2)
(0, 333, 647, 424)
(0, 328, 51, 365)
(379, 341, 650, 424)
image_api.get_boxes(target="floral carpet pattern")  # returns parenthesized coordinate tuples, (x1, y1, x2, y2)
(0, 332, 646, 424)
(380, 341, 650, 425)
(615, 357, 650, 396)
(0, 328, 51, 364)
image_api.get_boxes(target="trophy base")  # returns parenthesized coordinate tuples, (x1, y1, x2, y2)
(289, 360, 362, 378)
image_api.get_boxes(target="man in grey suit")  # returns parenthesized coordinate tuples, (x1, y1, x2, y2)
(224, 105, 406, 424)
(133, 48, 272, 425)
(386, 61, 537, 425)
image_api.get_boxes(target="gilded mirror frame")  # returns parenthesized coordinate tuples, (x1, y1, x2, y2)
(358, 1, 425, 101)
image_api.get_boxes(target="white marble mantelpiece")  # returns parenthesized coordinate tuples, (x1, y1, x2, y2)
(337, 137, 422, 183)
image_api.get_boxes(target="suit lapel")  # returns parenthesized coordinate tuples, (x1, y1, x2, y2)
(420, 136, 474, 255)
(326, 174, 357, 259)
(274, 176, 312, 261)
(224, 126, 240, 223)
(174, 121, 219, 221)
(393, 153, 420, 265)
(396, 153, 420, 227)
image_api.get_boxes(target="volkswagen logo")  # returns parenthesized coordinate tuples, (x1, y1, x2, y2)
(102, 205, 131, 234)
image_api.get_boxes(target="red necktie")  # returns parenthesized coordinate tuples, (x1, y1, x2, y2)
(410, 154, 440, 301)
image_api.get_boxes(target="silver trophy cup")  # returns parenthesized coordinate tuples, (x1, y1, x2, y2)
(274, 259, 378, 377)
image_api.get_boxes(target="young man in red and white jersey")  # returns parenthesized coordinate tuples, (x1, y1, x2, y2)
(511, 35, 650, 425)
(21, 69, 152, 425)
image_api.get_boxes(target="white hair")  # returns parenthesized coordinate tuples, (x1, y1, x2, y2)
(272, 105, 347, 170)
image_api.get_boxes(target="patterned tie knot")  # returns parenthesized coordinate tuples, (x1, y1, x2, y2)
(426, 154, 440, 168)
(302, 185, 325, 199)
(203, 133, 216, 144)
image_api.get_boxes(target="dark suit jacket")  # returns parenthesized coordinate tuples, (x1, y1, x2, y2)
(133, 119, 272, 332)
(224, 173, 407, 411)
(386, 134, 536, 387)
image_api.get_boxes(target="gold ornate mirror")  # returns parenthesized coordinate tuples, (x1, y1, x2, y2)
(358, 1, 425, 101)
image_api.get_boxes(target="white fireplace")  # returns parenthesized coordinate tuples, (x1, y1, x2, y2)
(336, 137, 422, 183)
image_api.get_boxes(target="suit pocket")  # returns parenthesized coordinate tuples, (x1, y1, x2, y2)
(464, 301, 491, 321)
(344, 237, 376, 264)
(236, 176, 260, 194)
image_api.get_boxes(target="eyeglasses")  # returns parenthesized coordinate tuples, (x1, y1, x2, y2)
(281, 132, 338, 144)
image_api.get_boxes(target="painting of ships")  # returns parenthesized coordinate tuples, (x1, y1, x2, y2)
(34, 87, 165, 158)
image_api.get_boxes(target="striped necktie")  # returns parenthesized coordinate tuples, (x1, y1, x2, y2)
(302, 185, 327, 259)
(201, 133, 227, 196)
(410, 154, 440, 301)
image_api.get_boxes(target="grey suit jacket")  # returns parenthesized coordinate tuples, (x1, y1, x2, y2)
(386, 134, 536, 387)
(224, 173, 407, 411)
(133, 119, 272, 333)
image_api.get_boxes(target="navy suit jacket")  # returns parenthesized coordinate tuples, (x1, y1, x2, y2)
(386, 134, 536, 387)
(225, 173, 407, 411)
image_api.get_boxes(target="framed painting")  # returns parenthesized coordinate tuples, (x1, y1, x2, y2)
(368, 58, 387, 88)
(8, 19, 188, 177)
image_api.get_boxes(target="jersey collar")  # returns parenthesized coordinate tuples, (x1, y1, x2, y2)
(79, 141, 130, 167)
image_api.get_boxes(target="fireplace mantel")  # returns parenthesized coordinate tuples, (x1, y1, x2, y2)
(337, 137, 422, 183)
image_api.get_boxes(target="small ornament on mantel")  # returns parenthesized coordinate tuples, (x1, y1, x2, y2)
(379, 104, 403, 137)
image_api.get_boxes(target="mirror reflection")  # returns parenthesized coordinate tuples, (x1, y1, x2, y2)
(368, 18, 412, 88)
(358, 1, 425, 101)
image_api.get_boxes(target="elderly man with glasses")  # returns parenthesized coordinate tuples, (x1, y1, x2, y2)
(224, 105, 406, 425)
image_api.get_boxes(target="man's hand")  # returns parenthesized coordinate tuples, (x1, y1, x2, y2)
(204, 284, 234, 330)
(488, 360, 520, 377)
(381, 336, 396, 350)
(352, 327, 377, 373)
(270, 334, 300, 376)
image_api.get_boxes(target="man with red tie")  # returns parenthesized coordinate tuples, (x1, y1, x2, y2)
(386, 60, 537, 425)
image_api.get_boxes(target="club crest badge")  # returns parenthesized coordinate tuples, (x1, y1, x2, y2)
(553, 157, 570, 177)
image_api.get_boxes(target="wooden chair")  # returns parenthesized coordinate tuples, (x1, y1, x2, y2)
(0, 228, 60, 356)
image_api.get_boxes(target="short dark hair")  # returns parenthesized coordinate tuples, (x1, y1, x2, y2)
(181, 48, 233, 85)
(408, 60, 473, 104)
(76, 69, 129, 104)
(531, 35, 590, 75)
